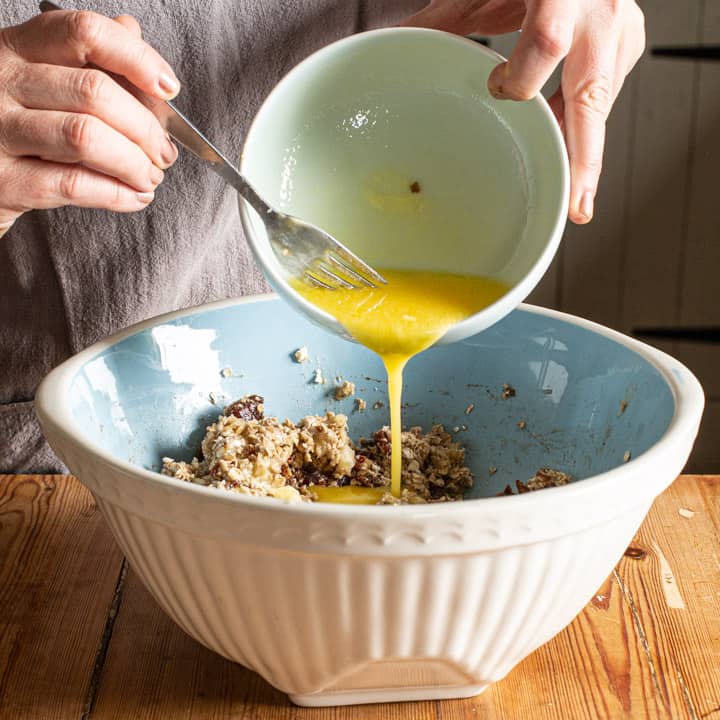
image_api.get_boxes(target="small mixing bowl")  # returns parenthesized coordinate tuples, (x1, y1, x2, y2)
(239, 27, 570, 345)
(36, 296, 702, 706)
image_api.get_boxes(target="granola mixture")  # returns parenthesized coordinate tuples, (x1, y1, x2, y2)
(162, 394, 473, 504)
(162, 395, 573, 504)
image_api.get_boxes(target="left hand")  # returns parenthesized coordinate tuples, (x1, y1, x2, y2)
(403, 0, 645, 224)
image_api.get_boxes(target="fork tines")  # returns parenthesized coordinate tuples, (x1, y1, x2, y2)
(305, 250, 386, 290)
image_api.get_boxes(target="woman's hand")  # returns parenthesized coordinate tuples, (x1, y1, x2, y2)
(0, 10, 180, 237)
(404, 0, 645, 224)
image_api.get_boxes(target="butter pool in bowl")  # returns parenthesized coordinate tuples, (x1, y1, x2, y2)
(36, 296, 703, 706)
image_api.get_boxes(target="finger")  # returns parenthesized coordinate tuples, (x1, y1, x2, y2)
(11, 64, 178, 169)
(7, 10, 179, 100)
(113, 14, 142, 37)
(402, 0, 526, 35)
(488, 0, 576, 100)
(0, 156, 154, 213)
(1, 108, 164, 193)
(561, 27, 620, 223)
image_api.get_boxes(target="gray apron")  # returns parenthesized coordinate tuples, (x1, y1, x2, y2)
(0, 0, 423, 472)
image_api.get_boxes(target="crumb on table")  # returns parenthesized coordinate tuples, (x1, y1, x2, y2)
(293, 346, 309, 363)
(409, 180, 421, 193)
(311, 369, 324, 384)
(516, 420, 526, 430)
(373, 401, 384, 410)
(220, 367, 233, 378)
(355, 398, 367, 411)
(465, 403, 474, 415)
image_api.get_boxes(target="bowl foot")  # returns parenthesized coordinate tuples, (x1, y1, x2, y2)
(289, 683, 489, 707)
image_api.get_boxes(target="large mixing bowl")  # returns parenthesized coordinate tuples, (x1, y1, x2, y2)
(36, 296, 703, 706)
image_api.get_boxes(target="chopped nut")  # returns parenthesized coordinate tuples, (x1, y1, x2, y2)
(373, 401, 384, 410)
(452, 426, 460, 433)
(334, 380, 355, 400)
(678, 507, 695, 519)
(293, 346, 309, 363)
(209, 392, 218, 405)
(497, 467, 571, 496)
(465, 403, 474, 415)
(311, 369, 324, 384)
(515, 479, 531, 494)
(618, 399, 628, 416)
(220, 367, 233, 378)
(355, 398, 367, 411)
(623, 450, 631, 463)
(516, 420, 526, 430)
(409, 180, 421, 193)
(501, 383, 516, 399)
(225, 394, 265, 421)
(526, 468, 571, 490)
(488, 466, 497, 475)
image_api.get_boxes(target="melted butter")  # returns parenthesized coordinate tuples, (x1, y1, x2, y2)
(309, 485, 387, 504)
(294, 269, 508, 502)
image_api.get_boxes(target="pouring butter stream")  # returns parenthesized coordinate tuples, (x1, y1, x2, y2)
(293, 269, 508, 502)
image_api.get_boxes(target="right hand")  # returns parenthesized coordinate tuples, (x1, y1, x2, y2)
(0, 9, 180, 237)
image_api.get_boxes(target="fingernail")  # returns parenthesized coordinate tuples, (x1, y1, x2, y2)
(137, 191, 155, 204)
(160, 135, 178, 168)
(158, 72, 180, 98)
(580, 191, 594, 220)
(150, 165, 164, 185)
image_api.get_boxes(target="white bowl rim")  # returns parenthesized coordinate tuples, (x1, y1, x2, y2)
(238, 26, 571, 346)
(36, 293, 705, 519)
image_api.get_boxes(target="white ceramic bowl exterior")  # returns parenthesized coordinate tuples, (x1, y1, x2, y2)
(239, 28, 570, 345)
(36, 299, 703, 707)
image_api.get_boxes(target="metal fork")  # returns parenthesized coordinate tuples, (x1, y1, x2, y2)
(39, 1, 386, 290)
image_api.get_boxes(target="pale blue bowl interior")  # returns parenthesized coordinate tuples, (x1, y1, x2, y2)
(69, 299, 675, 498)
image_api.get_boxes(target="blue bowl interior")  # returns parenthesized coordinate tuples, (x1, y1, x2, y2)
(69, 300, 675, 499)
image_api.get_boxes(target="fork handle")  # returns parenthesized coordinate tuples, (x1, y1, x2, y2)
(39, 0, 271, 217)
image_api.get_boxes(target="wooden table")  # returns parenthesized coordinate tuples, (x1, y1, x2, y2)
(1, 475, 719, 720)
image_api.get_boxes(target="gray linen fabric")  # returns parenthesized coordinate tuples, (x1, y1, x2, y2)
(0, 0, 423, 472)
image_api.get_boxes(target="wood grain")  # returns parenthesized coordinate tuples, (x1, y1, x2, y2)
(0, 475, 124, 720)
(84, 476, 720, 720)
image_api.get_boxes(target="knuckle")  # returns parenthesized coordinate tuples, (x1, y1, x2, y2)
(145, 115, 165, 154)
(75, 69, 109, 107)
(67, 10, 103, 48)
(532, 23, 572, 61)
(57, 166, 85, 200)
(130, 42, 151, 74)
(579, 154, 604, 175)
(573, 77, 613, 118)
(604, 0, 624, 17)
(62, 113, 96, 155)
(108, 180, 124, 209)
